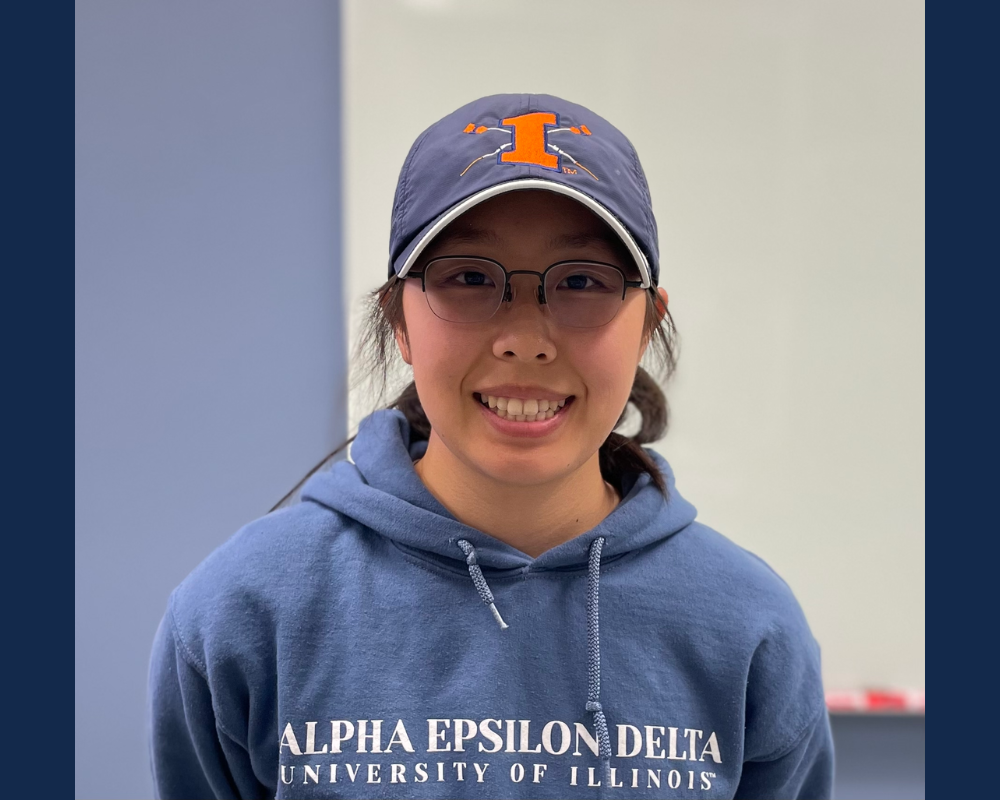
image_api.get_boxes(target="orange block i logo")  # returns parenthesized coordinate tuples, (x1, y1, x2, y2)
(461, 112, 597, 180)
(499, 112, 559, 169)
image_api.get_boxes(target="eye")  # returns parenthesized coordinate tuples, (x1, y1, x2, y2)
(556, 272, 612, 291)
(430, 264, 499, 289)
(458, 270, 491, 287)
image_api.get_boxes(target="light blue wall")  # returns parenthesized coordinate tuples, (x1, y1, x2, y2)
(75, 3, 344, 797)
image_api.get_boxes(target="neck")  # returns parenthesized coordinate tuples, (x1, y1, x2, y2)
(413, 431, 619, 558)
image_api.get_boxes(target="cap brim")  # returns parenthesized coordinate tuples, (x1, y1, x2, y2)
(393, 178, 652, 289)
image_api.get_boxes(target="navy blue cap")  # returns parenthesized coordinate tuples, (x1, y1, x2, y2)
(388, 93, 660, 287)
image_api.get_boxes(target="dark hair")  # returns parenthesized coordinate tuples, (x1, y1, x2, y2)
(272, 278, 678, 511)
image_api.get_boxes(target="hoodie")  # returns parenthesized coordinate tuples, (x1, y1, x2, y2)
(148, 409, 833, 799)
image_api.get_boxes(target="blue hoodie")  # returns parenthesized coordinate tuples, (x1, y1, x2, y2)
(148, 409, 833, 799)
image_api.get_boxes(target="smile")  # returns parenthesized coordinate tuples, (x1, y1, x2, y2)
(474, 393, 573, 422)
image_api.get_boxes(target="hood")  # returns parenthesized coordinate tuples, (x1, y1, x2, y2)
(301, 408, 700, 784)
(300, 409, 697, 571)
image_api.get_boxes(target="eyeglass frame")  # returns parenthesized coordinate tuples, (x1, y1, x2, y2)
(404, 255, 646, 324)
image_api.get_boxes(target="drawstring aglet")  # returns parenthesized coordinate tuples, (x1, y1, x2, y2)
(488, 603, 509, 630)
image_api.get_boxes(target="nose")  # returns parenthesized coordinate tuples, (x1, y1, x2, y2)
(491, 274, 557, 363)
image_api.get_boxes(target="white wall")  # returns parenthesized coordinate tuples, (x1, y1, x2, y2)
(343, 0, 924, 691)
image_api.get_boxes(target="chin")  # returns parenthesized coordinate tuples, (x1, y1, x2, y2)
(461, 440, 585, 487)
(476, 459, 570, 488)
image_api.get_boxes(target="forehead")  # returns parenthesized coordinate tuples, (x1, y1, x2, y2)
(421, 190, 635, 270)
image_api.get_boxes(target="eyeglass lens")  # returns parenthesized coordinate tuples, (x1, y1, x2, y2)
(422, 257, 626, 328)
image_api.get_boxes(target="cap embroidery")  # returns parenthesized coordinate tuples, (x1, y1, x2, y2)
(460, 111, 598, 180)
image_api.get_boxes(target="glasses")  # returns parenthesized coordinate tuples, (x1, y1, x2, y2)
(406, 256, 645, 328)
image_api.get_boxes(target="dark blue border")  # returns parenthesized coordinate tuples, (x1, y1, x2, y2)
(8, 1, 73, 797)
(925, 2, 992, 798)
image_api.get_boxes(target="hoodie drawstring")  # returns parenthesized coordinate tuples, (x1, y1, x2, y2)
(455, 536, 612, 785)
(586, 536, 613, 787)
(456, 539, 509, 630)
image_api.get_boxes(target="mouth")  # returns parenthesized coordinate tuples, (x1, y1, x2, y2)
(473, 392, 575, 422)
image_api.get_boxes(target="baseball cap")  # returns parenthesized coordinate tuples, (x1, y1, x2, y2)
(388, 93, 660, 287)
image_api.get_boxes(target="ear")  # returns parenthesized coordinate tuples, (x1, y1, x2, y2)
(394, 326, 412, 365)
(655, 287, 669, 322)
(639, 287, 670, 360)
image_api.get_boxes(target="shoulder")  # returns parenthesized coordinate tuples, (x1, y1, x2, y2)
(629, 521, 826, 748)
(166, 500, 355, 671)
(152, 501, 354, 756)
(664, 522, 827, 757)
(646, 520, 812, 630)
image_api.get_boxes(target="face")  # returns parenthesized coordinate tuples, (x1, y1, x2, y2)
(397, 190, 653, 487)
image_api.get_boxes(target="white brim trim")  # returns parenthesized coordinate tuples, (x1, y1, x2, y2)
(395, 178, 652, 289)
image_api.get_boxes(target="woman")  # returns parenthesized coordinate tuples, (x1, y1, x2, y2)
(149, 94, 834, 799)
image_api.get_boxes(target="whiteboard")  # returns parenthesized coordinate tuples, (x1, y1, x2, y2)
(343, 0, 924, 692)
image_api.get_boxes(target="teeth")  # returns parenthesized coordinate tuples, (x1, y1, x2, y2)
(479, 394, 571, 423)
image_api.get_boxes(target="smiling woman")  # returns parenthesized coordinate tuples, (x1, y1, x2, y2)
(380, 191, 672, 557)
(148, 94, 835, 800)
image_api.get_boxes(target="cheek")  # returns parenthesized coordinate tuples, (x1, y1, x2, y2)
(575, 309, 647, 413)
(581, 344, 639, 410)
(409, 339, 464, 393)
(402, 286, 478, 406)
